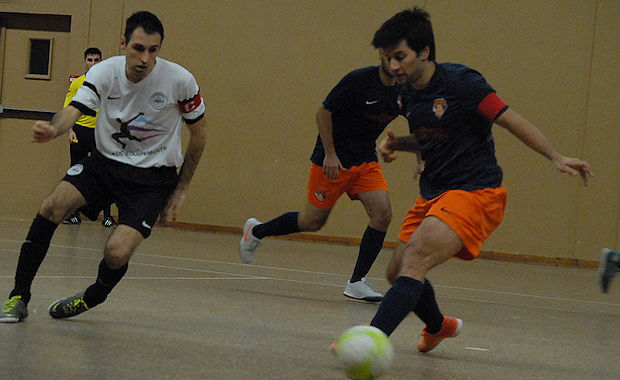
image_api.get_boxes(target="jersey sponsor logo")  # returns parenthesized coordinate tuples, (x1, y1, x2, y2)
(178, 92, 202, 113)
(365, 100, 380, 105)
(111, 113, 166, 150)
(112, 113, 144, 149)
(149, 92, 168, 110)
(416, 126, 447, 140)
(432, 98, 448, 119)
(66, 164, 84, 176)
(314, 190, 327, 203)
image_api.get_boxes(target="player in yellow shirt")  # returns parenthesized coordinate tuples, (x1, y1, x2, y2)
(63, 47, 116, 227)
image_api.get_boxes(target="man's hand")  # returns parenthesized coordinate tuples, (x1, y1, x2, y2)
(68, 129, 78, 143)
(159, 189, 186, 224)
(413, 159, 425, 180)
(323, 154, 345, 180)
(378, 129, 398, 162)
(552, 156, 594, 186)
(32, 121, 57, 143)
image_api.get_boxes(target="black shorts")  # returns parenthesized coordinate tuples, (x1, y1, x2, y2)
(70, 124, 95, 165)
(62, 150, 179, 238)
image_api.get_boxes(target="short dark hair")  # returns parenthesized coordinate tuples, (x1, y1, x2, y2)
(124, 11, 164, 43)
(372, 7, 436, 61)
(84, 47, 102, 59)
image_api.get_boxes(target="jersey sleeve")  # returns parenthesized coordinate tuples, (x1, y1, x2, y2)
(71, 64, 106, 117)
(322, 71, 361, 114)
(477, 92, 508, 121)
(456, 68, 508, 122)
(177, 73, 205, 125)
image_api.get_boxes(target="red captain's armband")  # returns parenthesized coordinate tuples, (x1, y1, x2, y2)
(477, 92, 508, 121)
(178, 92, 202, 113)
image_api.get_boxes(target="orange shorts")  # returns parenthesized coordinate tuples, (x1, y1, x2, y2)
(397, 186, 507, 260)
(307, 162, 388, 209)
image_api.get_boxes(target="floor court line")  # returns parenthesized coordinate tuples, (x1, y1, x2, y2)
(0, 275, 271, 281)
(1, 238, 362, 278)
(1, 244, 619, 308)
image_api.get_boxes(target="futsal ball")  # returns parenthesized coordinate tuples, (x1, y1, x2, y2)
(332, 325, 394, 379)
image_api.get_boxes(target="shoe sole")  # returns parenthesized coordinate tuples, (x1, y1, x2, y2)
(0, 316, 23, 323)
(342, 292, 383, 303)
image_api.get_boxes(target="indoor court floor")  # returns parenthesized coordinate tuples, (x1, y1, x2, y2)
(0, 216, 619, 379)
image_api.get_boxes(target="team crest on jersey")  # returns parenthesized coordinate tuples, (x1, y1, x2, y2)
(432, 98, 447, 119)
(149, 92, 168, 110)
(314, 190, 327, 203)
(66, 164, 84, 176)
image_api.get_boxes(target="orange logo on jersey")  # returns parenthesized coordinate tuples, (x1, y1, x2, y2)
(432, 98, 447, 119)
(314, 190, 327, 203)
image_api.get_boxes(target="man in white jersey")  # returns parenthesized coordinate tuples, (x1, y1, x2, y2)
(0, 11, 207, 322)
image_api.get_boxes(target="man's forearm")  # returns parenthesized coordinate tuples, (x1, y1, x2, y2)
(50, 106, 82, 138)
(177, 119, 207, 190)
(391, 135, 420, 152)
(316, 105, 337, 156)
(495, 109, 560, 162)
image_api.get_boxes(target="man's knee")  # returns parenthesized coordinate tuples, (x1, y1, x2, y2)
(39, 196, 69, 224)
(298, 210, 329, 232)
(104, 242, 132, 269)
(370, 207, 392, 230)
(299, 216, 326, 232)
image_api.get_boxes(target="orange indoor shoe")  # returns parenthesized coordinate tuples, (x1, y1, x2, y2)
(416, 316, 463, 352)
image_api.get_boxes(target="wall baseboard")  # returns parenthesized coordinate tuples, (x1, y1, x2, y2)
(164, 221, 598, 270)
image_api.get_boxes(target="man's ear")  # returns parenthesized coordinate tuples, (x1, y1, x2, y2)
(419, 46, 430, 61)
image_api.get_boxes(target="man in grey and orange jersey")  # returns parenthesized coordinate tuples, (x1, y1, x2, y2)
(346, 7, 593, 355)
(240, 58, 416, 301)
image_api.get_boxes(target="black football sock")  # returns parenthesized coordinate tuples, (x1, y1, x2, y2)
(83, 260, 128, 307)
(350, 226, 386, 283)
(413, 279, 444, 334)
(252, 212, 300, 239)
(370, 276, 424, 336)
(10, 214, 58, 304)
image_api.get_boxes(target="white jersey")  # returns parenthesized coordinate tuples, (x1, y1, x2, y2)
(71, 55, 205, 168)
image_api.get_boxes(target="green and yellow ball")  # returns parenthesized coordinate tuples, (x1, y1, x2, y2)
(332, 325, 394, 379)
